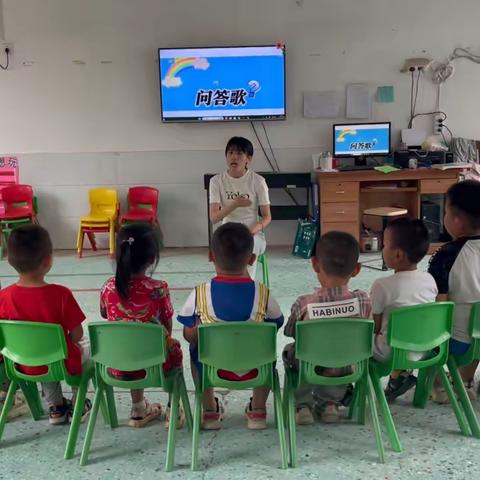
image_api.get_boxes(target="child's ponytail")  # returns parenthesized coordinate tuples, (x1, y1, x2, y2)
(115, 237, 134, 299)
(114, 223, 161, 300)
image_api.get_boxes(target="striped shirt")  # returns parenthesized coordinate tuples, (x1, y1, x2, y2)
(285, 285, 372, 337)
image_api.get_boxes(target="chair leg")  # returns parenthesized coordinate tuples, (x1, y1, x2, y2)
(413, 367, 436, 409)
(179, 374, 193, 432)
(356, 379, 367, 425)
(104, 385, 118, 428)
(448, 356, 480, 438)
(64, 376, 89, 460)
(0, 380, 17, 442)
(19, 381, 44, 420)
(436, 365, 471, 437)
(369, 366, 402, 452)
(261, 255, 270, 288)
(109, 222, 115, 256)
(366, 374, 385, 463)
(165, 381, 179, 472)
(191, 389, 202, 471)
(285, 375, 297, 468)
(80, 386, 104, 466)
(348, 383, 360, 420)
(77, 229, 85, 257)
(273, 371, 288, 470)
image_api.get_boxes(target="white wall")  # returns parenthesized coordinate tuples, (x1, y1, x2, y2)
(1, 0, 480, 247)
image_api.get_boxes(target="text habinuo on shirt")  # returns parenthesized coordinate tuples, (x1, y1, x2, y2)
(307, 298, 361, 319)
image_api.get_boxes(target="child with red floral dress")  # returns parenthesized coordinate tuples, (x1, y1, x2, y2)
(100, 223, 183, 428)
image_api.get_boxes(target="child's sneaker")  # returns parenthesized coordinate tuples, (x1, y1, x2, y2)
(68, 398, 92, 424)
(464, 380, 477, 402)
(165, 404, 186, 430)
(0, 393, 29, 420)
(128, 399, 162, 428)
(430, 386, 449, 404)
(202, 397, 224, 430)
(295, 405, 314, 425)
(49, 397, 72, 425)
(384, 372, 417, 402)
(245, 398, 267, 430)
(318, 401, 340, 423)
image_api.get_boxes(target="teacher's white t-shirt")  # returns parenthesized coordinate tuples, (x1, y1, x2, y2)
(209, 170, 270, 230)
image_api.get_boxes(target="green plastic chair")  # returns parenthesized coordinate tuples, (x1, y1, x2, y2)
(192, 322, 287, 470)
(257, 253, 269, 287)
(369, 302, 474, 450)
(445, 302, 480, 438)
(80, 321, 192, 471)
(283, 318, 385, 467)
(0, 320, 94, 460)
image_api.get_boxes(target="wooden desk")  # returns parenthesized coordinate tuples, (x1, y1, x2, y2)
(316, 168, 465, 247)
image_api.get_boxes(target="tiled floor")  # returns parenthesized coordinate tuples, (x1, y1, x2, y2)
(0, 248, 478, 480)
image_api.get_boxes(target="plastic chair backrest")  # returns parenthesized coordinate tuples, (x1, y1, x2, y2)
(198, 322, 277, 389)
(387, 302, 454, 371)
(295, 318, 374, 385)
(0, 320, 69, 381)
(88, 321, 167, 386)
(1, 184, 33, 209)
(89, 188, 118, 217)
(128, 186, 159, 212)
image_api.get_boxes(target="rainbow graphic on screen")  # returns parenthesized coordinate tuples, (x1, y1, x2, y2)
(162, 57, 210, 88)
(336, 129, 357, 143)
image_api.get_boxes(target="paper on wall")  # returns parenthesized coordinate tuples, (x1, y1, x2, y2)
(303, 91, 342, 118)
(346, 84, 371, 119)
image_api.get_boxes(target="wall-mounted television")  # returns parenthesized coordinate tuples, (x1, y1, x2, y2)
(158, 45, 286, 123)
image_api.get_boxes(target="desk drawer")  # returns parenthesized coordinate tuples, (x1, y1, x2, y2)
(321, 221, 359, 240)
(322, 203, 358, 223)
(420, 178, 457, 194)
(321, 182, 359, 203)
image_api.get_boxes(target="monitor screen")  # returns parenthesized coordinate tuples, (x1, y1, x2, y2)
(333, 122, 391, 157)
(158, 45, 286, 123)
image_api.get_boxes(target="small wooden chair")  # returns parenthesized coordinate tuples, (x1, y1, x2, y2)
(362, 207, 407, 271)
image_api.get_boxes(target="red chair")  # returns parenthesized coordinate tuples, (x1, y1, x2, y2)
(120, 186, 159, 225)
(0, 185, 36, 258)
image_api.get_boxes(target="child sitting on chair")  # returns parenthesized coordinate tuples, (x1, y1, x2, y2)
(371, 217, 437, 401)
(100, 223, 183, 428)
(428, 180, 480, 403)
(177, 222, 284, 430)
(209, 136, 272, 280)
(284, 231, 371, 425)
(0, 225, 91, 424)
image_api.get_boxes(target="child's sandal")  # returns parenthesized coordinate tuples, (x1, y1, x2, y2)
(128, 400, 162, 428)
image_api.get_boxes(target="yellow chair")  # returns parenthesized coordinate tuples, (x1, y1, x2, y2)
(77, 188, 118, 258)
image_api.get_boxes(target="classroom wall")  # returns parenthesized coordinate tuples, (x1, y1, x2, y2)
(1, 0, 480, 248)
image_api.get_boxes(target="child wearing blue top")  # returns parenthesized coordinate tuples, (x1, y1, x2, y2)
(178, 223, 283, 430)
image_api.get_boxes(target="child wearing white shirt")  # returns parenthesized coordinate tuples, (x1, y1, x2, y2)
(209, 137, 272, 279)
(371, 217, 438, 401)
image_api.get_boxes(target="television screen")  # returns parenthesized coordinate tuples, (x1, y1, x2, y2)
(158, 45, 286, 122)
(333, 122, 391, 157)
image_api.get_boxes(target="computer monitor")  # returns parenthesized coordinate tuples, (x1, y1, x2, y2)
(333, 122, 391, 162)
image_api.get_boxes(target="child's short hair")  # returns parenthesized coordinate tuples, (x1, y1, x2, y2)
(115, 223, 161, 299)
(8, 224, 53, 273)
(386, 217, 430, 264)
(316, 231, 359, 277)
(225, 136, 254, 157)
(211, 222, 253, 272)
(447, 180, 480, 230)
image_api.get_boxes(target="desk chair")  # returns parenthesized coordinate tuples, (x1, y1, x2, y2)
(362, 207, 407, 271)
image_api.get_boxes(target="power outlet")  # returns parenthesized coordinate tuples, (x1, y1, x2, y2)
(433, 113, 444, 134)
(0, 42, 14, 69)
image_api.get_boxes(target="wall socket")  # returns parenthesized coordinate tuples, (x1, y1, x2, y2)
(0, 42, 14, 68)
(433, 113, 444, 134)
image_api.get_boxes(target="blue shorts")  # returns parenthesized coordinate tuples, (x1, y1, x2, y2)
(449, 339, 471, 355)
